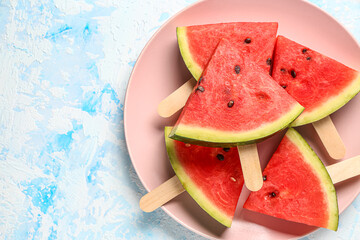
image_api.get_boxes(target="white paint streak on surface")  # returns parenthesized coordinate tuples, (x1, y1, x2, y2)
(54, 0, 93, 15)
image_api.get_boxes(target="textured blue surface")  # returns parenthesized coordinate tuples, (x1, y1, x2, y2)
(0, 0, 359, 239)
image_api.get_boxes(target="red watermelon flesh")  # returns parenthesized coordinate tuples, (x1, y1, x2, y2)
(272, 35, 360, 126)
(169, 39, 304, 147)
(177, 22, 278, 80)
(243, 128, 339, 231)
(164, 127, 244, 227)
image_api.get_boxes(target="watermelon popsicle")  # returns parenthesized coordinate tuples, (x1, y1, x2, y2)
(167, 127, 244, 227)
(272, 36, 360, 159)
(169, 38, 304, 191)
(244, 128, 339, 231)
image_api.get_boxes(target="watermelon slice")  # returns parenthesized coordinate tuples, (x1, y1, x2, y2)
(169, 39, 304, 147)
(243, 128, 339, 231)
(177, 22, 278, 80)
(272, 35, 360, 126)
(164, 127, 244, 227)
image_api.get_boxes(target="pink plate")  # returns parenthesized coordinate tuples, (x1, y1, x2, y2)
(124, 0, 360, 239)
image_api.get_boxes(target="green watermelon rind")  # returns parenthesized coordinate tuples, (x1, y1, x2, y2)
(169, 103, 304, 147)
(177, 26, 204, 81)
(291, 74, 360, 127)
(164, 127, 233, 227)
(285, 128, 339, 231)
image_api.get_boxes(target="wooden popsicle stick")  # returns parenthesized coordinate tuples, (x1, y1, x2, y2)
(237, 144, 264, 192)
(326, 155, 360, 184)
(140, 155, 360, 212)
(157, 78, 196, 118)
(139, 175, 185, 212)
(312, 116, 346, 160)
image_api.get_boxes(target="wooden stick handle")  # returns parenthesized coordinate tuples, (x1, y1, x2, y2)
(326, 155, 360, 184)
(237, 144, 263, 191)
(157, 78, 196, 118)
(312, 116, 346, 160)
(139, 175, 185, 212)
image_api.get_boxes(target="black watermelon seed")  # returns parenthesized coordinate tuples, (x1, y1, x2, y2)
(196, 85, 205, 92)
(223, 148, 230, 152)
(217, 154, 224, 161)
(198, 76, 203, 84)
(234, 65, 241, 74)
(306, 57, 311, 60)
(280, 68, 286, 72)
(270, 192, 276, 197)
(228, 100, 234, 108)
(263, 175, 267, 181)
(244, 38, 251, 44)
(256, 92, 270, 100)
(290, 70, 296, 78)
(266, 58, 272, 66)
(281, 84, 287, 89)
(302, 48, 307, 54)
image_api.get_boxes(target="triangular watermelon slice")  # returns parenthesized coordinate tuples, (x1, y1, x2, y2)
(243, 128, 339, 231)
(272, 35, 360, 126)
(177, 22, 278, 80)
(169, 39, 304, 147)
(164, 127, 244, 227)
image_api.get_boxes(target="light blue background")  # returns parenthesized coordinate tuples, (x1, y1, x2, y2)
(0, 0, 359, 239)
